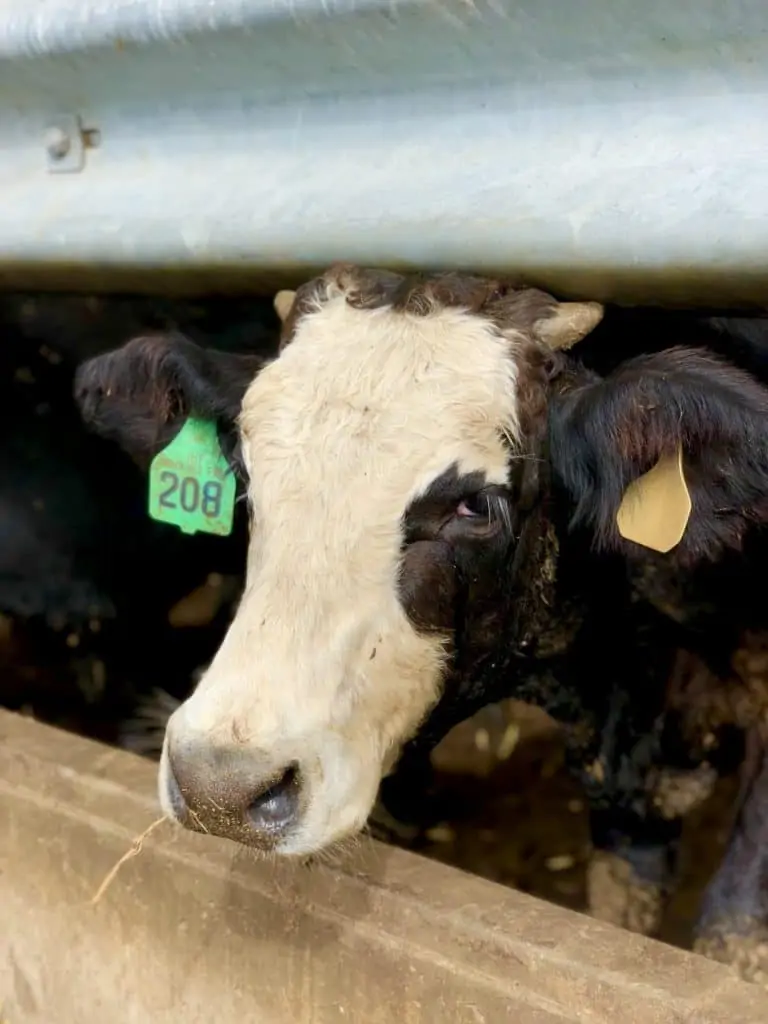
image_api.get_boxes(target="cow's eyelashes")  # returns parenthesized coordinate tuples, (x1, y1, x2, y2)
(455, 489, 512, 531)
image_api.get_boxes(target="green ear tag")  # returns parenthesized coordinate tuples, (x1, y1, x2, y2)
(148, 418, 236, 536)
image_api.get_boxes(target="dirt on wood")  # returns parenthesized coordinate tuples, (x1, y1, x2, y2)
(397, 698, 738, 952)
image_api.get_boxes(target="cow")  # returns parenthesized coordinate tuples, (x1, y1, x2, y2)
(73, 264, 768, 977)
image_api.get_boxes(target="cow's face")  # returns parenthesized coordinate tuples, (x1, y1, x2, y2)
(161, 269, 603, 855)
(75, 266, 601, 855)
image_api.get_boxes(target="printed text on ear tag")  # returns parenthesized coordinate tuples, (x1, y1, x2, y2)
(148, 417, 236, 536)
(615, 444, 691, 553)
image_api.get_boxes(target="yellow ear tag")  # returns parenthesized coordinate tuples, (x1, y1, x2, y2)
(615, 445, 691, 553)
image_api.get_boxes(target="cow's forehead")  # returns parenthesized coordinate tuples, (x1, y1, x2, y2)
(238, 295, 522, 509)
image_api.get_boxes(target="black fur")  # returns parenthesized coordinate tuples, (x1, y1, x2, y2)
(74, 332, 265, 476)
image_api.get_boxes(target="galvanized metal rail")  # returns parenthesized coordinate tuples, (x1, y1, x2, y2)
(0, 0, 766, 302)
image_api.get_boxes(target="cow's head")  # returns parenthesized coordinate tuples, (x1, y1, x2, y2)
(74, 265, 768, 856)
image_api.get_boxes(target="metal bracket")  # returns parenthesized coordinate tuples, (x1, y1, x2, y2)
(44, 114, 86, 174)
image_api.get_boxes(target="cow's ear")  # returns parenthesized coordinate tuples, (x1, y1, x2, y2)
(548, 347, 768, 565)
(73, 332, 265, 470)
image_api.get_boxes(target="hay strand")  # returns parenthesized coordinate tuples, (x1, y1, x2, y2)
(90, 815, 167, 905)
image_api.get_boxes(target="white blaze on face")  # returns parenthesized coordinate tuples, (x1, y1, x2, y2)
(161, 295, 523, 854)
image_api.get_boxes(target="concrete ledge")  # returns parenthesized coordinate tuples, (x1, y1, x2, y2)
(2, 710, 768, 1022)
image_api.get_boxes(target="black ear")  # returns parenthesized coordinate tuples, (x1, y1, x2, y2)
(548, 347, 768, 565)
(73, 332, 266, 470)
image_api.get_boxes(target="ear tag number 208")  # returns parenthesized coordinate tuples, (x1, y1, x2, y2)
(148, 418, 236, 536)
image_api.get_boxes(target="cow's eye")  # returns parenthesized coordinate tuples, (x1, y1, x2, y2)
(456, 493, 491, 519)
(452, 488, 512, 539)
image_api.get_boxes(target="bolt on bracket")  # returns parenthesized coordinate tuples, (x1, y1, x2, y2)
(44, 114, 86, 174)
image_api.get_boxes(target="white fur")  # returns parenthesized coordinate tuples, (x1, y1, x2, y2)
(160, 296, 522, 854)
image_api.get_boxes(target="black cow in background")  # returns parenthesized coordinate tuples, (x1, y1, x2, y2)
(0, 292, 279, 740)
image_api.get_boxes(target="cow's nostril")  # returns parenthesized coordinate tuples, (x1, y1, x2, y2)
(247, 765, 300, 834)
(167, 738, 302, 847)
